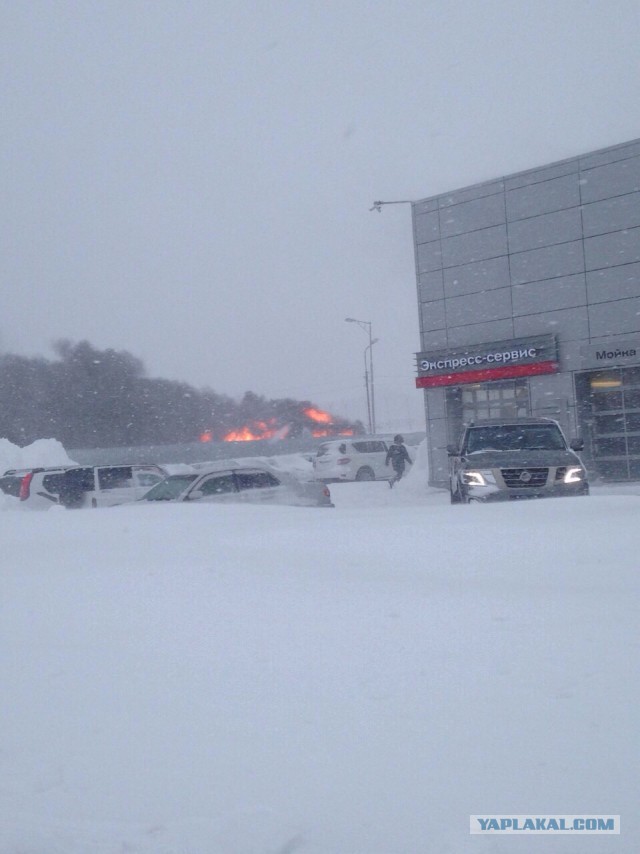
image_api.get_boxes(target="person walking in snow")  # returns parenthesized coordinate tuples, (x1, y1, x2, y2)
(386, 434, 412, 488)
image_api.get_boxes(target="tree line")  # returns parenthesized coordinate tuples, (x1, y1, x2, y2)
(0, 340, 358, 449)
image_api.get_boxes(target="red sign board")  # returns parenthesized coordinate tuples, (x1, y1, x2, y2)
(415, 359, 559, 388)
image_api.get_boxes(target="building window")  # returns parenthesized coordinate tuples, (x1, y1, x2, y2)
(446, 379, 531, 445)
(576, 367, 640, 481)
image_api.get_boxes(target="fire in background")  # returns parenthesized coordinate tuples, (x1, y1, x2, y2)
(199, 404, 360, 443)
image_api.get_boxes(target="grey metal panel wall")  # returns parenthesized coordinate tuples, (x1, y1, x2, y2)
(412, 137, 640, 486)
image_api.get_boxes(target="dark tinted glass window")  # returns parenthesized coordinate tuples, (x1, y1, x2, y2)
(624, 388, 640, 409)
(235, 471, 280, 490)
(42, 474, 65, 493)
(199, 474, 237, 495)
(0, 476, 22, 497)
(595, 414, 625, 434)
(465, 424, 566, 453)
(596, 437, 627, 455)
(98, 467, 133, 490)
(592, 391, 623, 412)
(65, 468, 95, 491)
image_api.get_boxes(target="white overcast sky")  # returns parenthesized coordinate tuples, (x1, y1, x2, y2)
(2, 1, 640, 430)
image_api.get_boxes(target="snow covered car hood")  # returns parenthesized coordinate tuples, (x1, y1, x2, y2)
(461, 448, 583, 468)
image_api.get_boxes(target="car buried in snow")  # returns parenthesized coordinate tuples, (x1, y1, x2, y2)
(141, 461, 334, 508)
(0, 464, 168, 509)
(448, 417, 589, 504)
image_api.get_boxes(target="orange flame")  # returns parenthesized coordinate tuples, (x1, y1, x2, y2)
(223, 427, 260, 442)
(223, 420, 280, 442)
(303, 407, 333, 424)
(311, 427, 354, 438)
(217, 408, 354, 442)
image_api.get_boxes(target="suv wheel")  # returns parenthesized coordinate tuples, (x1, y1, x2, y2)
(355, 466, 375, 481)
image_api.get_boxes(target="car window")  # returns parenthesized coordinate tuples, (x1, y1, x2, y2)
(0, 476, 22, 498)
(465, 425, 567, 453)
(137, 473, 163, 487)
(525, 428, 566, 449)
(352, 441, 385, 453)
(198, 474, 237, 495)
(98, 467, 133, 490)
(144, 475, 197, 500)
(64, 468, 95, 491)
(42, 473, 65, 493)
(235, 471, 280, 490)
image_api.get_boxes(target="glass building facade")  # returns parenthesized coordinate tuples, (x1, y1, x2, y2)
(412, 138, 640, 485)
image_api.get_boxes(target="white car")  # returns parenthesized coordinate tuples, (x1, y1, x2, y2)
(57, 465, 167, 508)
(313, 438, 397, 482)
(0, 464, 167, 509)
(0, 467, 70, 509)
(141, 461, 334, 508)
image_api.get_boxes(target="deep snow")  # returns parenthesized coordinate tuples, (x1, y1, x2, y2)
(0, 440, 638, 852)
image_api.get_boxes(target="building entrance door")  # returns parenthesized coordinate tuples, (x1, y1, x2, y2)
(575, 367, 640, 480)
(445, 379, 530, 445)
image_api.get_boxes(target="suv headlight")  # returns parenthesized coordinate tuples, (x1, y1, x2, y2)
(564, 466, 585, 483)
(462, 469, 495, 487)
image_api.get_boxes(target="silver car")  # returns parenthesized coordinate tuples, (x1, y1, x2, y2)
(448, 417, 589, 503)
(142, 461, 334, 508)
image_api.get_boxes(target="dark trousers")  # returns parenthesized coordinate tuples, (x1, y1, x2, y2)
(389, 464, 405, 487)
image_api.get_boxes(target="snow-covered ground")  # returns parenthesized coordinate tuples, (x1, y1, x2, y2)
(1, 441, 638, 852)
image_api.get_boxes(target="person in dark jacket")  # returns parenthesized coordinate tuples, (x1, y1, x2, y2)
(385, 434, 412, 488)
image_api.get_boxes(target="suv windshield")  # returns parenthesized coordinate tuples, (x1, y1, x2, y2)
(142, 474, 196, 500)
(465, 424, 566, 453)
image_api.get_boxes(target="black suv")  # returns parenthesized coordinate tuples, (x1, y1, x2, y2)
(448, 417, 589, 503)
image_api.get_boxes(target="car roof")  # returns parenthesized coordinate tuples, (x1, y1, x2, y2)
(190, 460, 301, 482)
(319, 436, 386, 444)
(191, 459, 241, 470)
(62, 463, 164, 471)
(2, 466, 70, 476)
(191, 459, 278, 474)
(465, 417, 560, 428)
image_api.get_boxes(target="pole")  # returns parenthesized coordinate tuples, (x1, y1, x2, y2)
(368, 325, 376, 434)
(345, 317, 377, 435)
(363, 349, 372, 434)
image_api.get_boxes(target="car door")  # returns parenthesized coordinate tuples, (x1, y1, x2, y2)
(94, 466, 136, 507)
(233, 469, 285, 504)
(367, 440, 390, 477)
(188, 471, 239, 503)
(132, 468, 165, 499)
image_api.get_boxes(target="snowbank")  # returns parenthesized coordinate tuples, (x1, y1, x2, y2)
(0, 491, 637, 852)
(0, 439, 77, 511)
(0, 437, 76, 474)
(394, 437, 430, 495)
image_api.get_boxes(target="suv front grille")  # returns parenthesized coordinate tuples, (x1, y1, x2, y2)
(501, 467, 549, 488)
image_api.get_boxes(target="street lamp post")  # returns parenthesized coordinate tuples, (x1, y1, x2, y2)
(345, 317, 377, 434)
(365, 337, 379, 434)
(362, 346, 372, 434)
